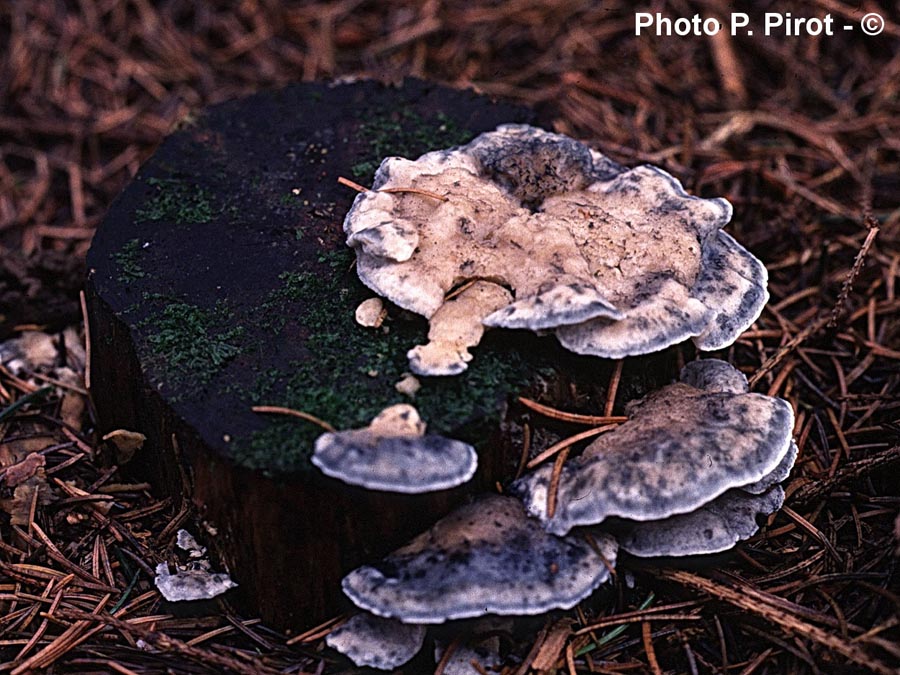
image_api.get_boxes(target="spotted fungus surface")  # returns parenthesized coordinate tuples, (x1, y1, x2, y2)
(512, 360, 795, 536)
(614, 484, 785, 557)
(325, 612, 427, 671)
(342, 495, 617, 624)
(612, 440, 797, 557)
(343, 125, 768, 375)
(312, 404, 477, 494)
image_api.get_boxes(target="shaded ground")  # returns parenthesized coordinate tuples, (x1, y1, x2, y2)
(0, 1, 898, 673)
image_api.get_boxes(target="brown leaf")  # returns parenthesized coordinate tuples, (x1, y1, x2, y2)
(4, 452, 45, 486)
(60, 390, 86, 429)
(1, 437, 50, 466)
(0, 469, 54, 525)
(102, 429, 146, 464)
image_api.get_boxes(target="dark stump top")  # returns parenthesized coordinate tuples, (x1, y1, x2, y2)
(86, 78, 549, 475)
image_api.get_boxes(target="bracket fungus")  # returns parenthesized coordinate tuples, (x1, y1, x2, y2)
(434, 633, 504, 675)
(311, 404, 477, 493)
(614, 484, 786, 558)
(325, 612, 427, 671)
(341, 495, 617, 624)
(343, 125, 768, 374)
(512, 360, 795, 536)
(153, 528, 238, 602)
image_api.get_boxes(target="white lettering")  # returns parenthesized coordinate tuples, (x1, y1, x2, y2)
(731, 13, 750, 34)
(765, 13, 784, 36)
(635, 12, 653, 35)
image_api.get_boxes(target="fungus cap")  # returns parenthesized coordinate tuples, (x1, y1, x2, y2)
(342, 495, 617, 624)
(153, 562, 237, 602)
(434, 640, 502, 675)
(741, 440, 798, 495)
(343, 125, 768, 373)
(615, 485, 785, 557)
(312, 404, 477, 494)
(512, 360, 795, 535)
(325, 612, 427, 670)
(680, 358, 749, 394)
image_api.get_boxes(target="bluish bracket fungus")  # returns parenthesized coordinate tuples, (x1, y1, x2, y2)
(511, 360, 796, 536)
(312, 404, 477, 494)
(328, 614, 505, 673)
(325, 613, 427, 671)
(434, 624, 504, 675)
(343, 124, 768, 375)
(341, 495, 618, 625)
(614, 484, 786, 558)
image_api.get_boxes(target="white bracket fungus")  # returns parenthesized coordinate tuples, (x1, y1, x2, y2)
(311, 404, 478, 493)
(512, 359, 795, 536)
(153, 528, 238, 601)
(154, 563, 237, 602)
(341, 495, 617, 624)
(343, 125, 768, 375)
(407, 280, 512, 376)
(325, 612, 426, 671)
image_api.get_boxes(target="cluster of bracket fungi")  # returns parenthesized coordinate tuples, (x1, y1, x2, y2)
(309, 126, 795, 670)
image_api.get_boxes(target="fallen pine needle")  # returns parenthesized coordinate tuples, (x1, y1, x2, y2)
(518, 397, 627, 426)
(338, 175, 447, 201)
(251, 406, 335, 432)
(527, 425, 618, 469)
(642, 620, 663, 675)
(546, 446, 571, 519)
(380, 186, 447, 201)
(576, 592, 657, 656)
(654, 569, 898, 675)
(286, 613, 348, 645)
(337, 176, 367, 193)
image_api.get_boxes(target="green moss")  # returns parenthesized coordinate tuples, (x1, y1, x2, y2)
(141, 299, 244, 391)
(260, 269, 324, 334)
(277, 192, 300, 208)
(232, 249, 534, 473)
(351, 110, 476, 180)
(136, 177, 216, 224)
(113, 239, 146, 283)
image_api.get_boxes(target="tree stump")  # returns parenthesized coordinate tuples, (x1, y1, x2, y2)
(85, 79, 685, 630)
(84, 79, 552, 629)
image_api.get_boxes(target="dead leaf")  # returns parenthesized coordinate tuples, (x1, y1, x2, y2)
(0, 469, 54, 525)
(1, 437, 51, 466)
(4, 452, 45, 486)
(0, 331, 58, 373)
(103, 429, 146, 464)
(60, 391, 86, 429)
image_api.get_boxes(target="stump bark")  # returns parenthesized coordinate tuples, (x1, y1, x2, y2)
(85, 79, 548, 629)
